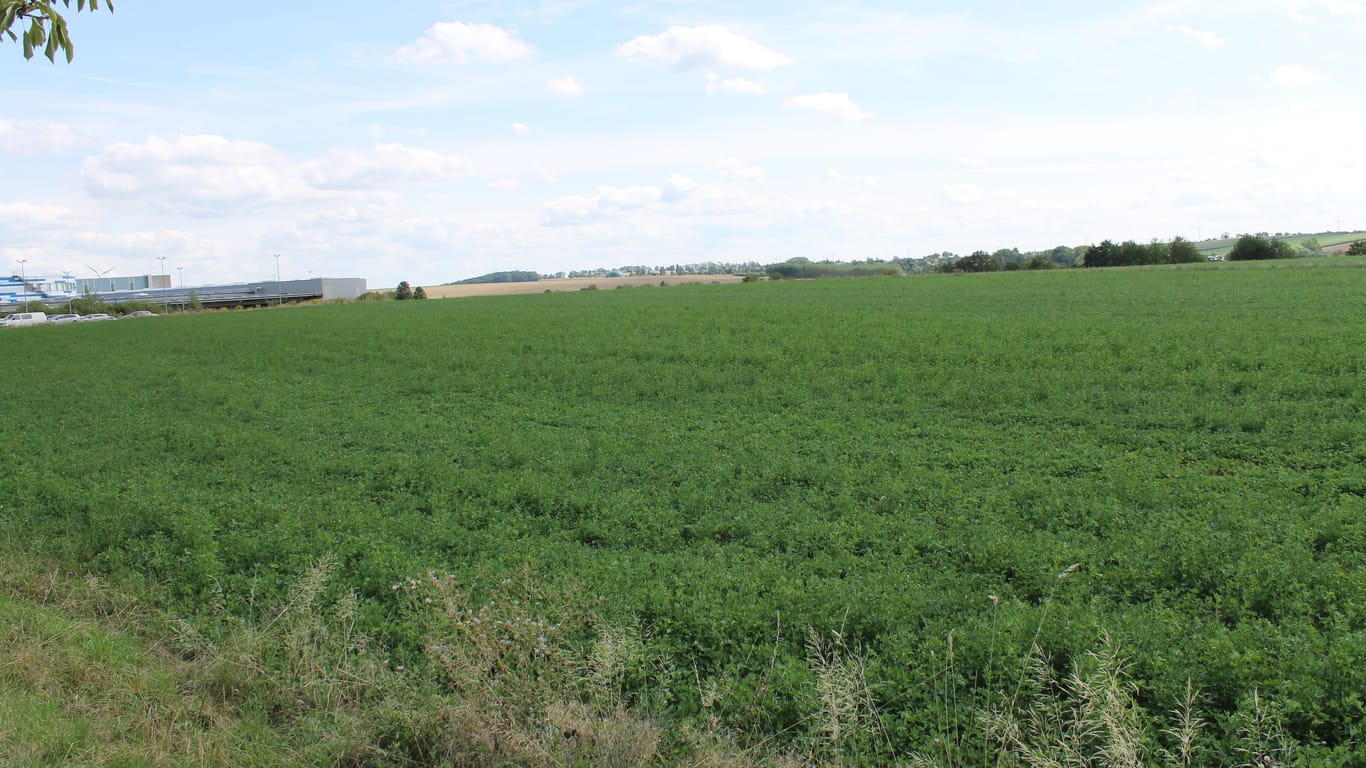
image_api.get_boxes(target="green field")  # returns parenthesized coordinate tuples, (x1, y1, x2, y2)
(3, 263, 1364, 765)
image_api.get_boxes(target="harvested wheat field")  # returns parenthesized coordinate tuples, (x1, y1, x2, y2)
(423, 274, 745, 298)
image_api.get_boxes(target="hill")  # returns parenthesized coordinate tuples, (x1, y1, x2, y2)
(1194, 230, 1366, 258)
(447, 270, 542, 285)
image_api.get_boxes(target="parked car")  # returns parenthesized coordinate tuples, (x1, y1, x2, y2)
(122, 310, 158, 319)
(49, 313, 83, 324)
(81, 313, 115, 322)
(0, 312, 50, 328)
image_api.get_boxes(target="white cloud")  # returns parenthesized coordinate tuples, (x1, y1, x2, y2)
(1287, 0, 1366, 23)
(511, 122, 532, 136)
(486, 179, 519, 190)
(533, 164, 559, 184)
(0, 119, 79, 155)
(540, 174, 762, 228)
(0, 201, 75, 226)
(1167, 24, 1224, 47)
(70, 229, 234, 259)
(307, 143, 471, 189)
(942, 184, 982, 206)
(82, 135, 470, 215)
(714, 157, 764, 183)
(546, 75, 583, 97)
(395, 21, 533, 64)
(660, 174, 697, 203)
(1270, 65, 1329, 87)
(542, 184, 662, 226)
(615, 25, 791, 72)
(785, 93, 870, 121)
(825, 167, 876, 186)
(83, 134, 303, 212)
(705, 71, 767, 95)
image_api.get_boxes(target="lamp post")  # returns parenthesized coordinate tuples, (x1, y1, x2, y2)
(274, 254, 281, 305)
(16, 259, 27, 307)
(177, 266, 183, 287)
(157, 256, 167, 289)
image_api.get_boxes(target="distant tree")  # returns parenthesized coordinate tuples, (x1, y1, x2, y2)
(1347, 240, 1366, 256)
(187, 290, 202, 311)
(955, 250, 1001, 273)
(3, 0, 112, 62)
(1115, 240, 1149, 267)
(1144, 240, 1170, 265)
(1026, 253, 1056, 270)
(992, 247, 1023, 267)
(1228, 235, 1297, 261)
(1083, 240, 1116, 268)
(395, 281, 414, 300)
(454, 270, 540, 285)
(1049, 245, 1076, 266)
(1167, 237, 1203, 263)
(1298, 237, 1322, 257)
(413, 286, 428, 300)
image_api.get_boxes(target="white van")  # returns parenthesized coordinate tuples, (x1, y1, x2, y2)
(0, 312, 50, 328)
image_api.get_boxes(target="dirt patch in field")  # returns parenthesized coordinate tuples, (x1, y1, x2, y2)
(423, 275, 746, 299)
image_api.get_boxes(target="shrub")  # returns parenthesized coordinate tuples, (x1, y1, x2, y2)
(1228, 235, 1297, 261)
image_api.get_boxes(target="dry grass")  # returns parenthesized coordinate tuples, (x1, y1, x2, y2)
(803, 627, 886, 764)
(0, 551, 1303, 768)
(394, 564, 667, 767)
(0, 554, 235, 766)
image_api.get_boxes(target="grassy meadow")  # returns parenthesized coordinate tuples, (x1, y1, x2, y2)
(2, 261, 1363, 765)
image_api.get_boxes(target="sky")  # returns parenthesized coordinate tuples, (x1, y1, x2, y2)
(2, 0, 1364, 288)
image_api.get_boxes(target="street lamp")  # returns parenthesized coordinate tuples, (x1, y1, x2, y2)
(274, 253, 281, 305)
(158, 256, 167, 289)
(16, 259, 27, 306)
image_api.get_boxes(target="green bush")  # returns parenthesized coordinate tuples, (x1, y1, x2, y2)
(1228, 235, 1298, 261)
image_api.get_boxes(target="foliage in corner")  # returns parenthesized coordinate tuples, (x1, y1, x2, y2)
(2, 0, 112, 62)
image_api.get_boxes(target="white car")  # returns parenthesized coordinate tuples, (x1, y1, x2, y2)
(0, 312, 50, 328)
(50, 313, 83, 324)
(81, 313, 115, 322)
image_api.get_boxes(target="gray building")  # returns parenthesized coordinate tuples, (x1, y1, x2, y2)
(93, 277, 369, 309)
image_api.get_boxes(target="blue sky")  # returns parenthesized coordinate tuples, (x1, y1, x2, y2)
(2, 0, 1363, 286)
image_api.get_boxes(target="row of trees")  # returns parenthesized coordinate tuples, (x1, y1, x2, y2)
(934, 250, 1067, 273)
(766, 258, 902, 279)
(1082, 237, 1205, 267)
